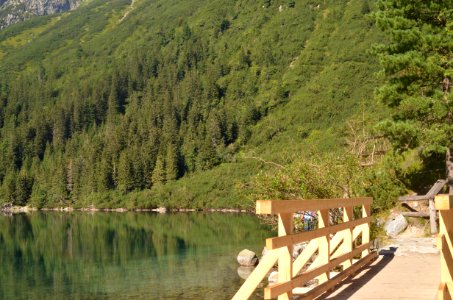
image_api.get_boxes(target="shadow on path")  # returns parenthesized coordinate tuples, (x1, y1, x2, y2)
(318, 247, 397, 299)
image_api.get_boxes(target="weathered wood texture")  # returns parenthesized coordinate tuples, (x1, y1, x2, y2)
(435, 194, 453, 300)
(399, 179, 445, 234)
(232, 198, 374, 300)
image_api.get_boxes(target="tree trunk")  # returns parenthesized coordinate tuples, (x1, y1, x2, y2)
(447, 140, 453, 194)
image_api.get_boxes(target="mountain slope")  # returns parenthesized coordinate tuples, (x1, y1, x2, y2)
(0, 0, 385, 208)
(0, 0, 84, 29)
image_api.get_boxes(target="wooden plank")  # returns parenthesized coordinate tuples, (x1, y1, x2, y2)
(440, 234, 453, 284)
(341, 206, 353, 269)
(427, 179, 446, 196)
(296, 251, 378, 300)
(266, 217, 372, 250)
(399, 195, 432, 201)
(398, 180, 445, 202)
(361, 204, 371, 258)
(264, 242, 372, 299)
(329, 231, 345, 258)
(256, 198, 373, 215)
(429, 199, 438, 234)
(277, 213, 293, 300)
(436, 195, 453, 210)
(438, 283, 450, 300)
(232, 249, 280, 300)
(317, 209, 330, 285)
(401, 211, 431, 218)
(292, 239, 318, 276)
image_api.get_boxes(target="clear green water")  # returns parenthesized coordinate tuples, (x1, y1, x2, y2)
(0, 212, 273, 300)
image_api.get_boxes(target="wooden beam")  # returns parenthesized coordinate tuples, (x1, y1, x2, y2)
(361, 204, 370, 258)
(438, 283, 452, 300)
(399, 195, 432, 201)
(264, 242, 372, 299)
(266, 217, 372, 250)
(399, 180, 446, 202)
(427, 179, 446, 196)
(429, 199, 438, 234)
(232, 249, 280, 300)
(317, 209, 330, 285)
(436, 195, 453, 210)
(340, 207, 353, 269)
(277, 213, 293, 300)
(296, 251, 378, 300)
(401, 211, 432, 218)
(292, 239, 318, 276)
(256, 198, 373, 215)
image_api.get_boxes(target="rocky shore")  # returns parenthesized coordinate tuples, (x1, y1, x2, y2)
(0, 203, 250, 214)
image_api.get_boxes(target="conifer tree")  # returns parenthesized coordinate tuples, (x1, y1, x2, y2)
(151, 155, 166, 186)
(373, 0, 452, 188)
(165, 143, 180, 181)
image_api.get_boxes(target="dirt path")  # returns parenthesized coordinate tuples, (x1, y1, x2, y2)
(119, 0, 136, 23)
(322, 237, 440, 299)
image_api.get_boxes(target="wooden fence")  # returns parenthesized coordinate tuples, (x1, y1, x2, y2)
(232, 198, 377, 300)
(399, 179, 446, 234)
(436, 194, 453, 299)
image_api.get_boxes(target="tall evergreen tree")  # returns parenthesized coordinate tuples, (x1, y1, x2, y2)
(151, 155, 166, 186)
(374, 0, 453, 189)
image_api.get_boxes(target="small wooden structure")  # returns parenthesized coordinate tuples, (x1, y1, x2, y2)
(436, 194, 453, 299)
(399, 179, 446, 234)
(232, 197, 377, 300)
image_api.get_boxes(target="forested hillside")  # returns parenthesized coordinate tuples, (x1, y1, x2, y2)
(0, 0, 385, 209)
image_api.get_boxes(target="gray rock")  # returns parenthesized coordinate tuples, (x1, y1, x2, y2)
(237, 249, 259, 266)
(384, 214, 408, 237)
(268, 271, 278, 283)
(293, 242, 307, 259)
(0, 0, 84, 29)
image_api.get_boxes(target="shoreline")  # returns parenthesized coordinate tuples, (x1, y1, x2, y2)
(0, 205, 252, 214)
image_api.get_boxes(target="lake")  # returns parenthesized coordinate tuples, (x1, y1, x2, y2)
(0, 212, 273, 299)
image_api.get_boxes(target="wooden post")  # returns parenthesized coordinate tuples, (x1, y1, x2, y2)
(429, 199, 438, 234)
(341, 206, 353, 269)
(361, 204, 370, 258)
(277, 213, 293, 300)
(436, 195, 453, 300)
(317, 209, 330, 284)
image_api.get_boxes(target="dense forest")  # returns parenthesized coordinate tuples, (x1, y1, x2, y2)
(0, 0, 449, 209)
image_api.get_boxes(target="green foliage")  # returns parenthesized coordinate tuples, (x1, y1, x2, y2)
(0, 0, 387, 208)
(372, 0, 453, 189)
(253, 152, 405, 213)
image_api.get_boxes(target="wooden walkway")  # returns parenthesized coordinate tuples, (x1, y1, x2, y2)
(321, 238, 440, 299)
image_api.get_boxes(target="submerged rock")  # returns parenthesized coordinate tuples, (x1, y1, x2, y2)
(237, 249, 259, 266)
(237, 266, 255, 280)
(268, 271, 278, 283)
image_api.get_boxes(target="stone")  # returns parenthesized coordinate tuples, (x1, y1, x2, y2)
(384, 214, 408, 237)
(292, 242, 307, 259)
(237, 249, 259, 266)
(237, 266, 255, 280)
(268, 271, 278, 283)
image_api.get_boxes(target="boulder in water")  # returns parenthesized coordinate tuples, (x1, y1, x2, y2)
(237, 249, 259, 266)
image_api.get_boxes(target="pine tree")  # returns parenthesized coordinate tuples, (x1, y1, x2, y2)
(15, 169, 33, 205)
(373, 0, 452, 188)
(151, 155, 166, 186)
(165, 143, 180, 181)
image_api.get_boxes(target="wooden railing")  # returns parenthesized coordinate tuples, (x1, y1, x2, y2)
(233, 197, 377, 300)
(436, 194, 453, 299)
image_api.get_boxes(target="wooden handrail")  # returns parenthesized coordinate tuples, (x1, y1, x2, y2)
(435, 194, 453, 299)
(233, 197, 377, 300)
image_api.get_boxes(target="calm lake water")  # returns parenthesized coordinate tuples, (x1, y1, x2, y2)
(0, 212, 273, 299)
